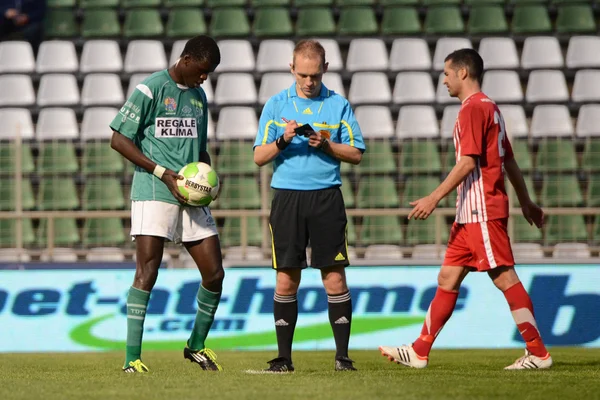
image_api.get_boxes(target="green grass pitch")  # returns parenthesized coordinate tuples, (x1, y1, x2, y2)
(1, 348, 598, 400)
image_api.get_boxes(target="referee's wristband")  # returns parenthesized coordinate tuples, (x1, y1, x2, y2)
(276, 136, 290, 151)
(153, 164, 166, 179)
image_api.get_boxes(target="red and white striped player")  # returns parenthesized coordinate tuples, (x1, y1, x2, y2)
(379, 48, 552, 370)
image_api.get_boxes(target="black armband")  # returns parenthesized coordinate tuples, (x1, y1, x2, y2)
(276, 136, 290, 151)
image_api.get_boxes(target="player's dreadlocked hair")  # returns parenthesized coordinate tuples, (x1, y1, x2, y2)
(180, 35, 221, 65)
(445, 48, 484, 85)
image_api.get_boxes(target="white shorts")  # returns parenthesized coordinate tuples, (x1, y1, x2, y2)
(130, 201, 218, 244)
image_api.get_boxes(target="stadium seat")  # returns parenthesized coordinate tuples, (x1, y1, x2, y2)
(48, 0, 76, 6)
(209, 9, 251, 38)
(82, 9, 120, 38)
(124, 9, 164, 38)
(481, 70, 523, 103)
(468, 5, 508, 34)
(511, 139, 532, 173)
(444, 141, 456, 173)
(37, 74, 80, 107)
(541, 174, 583, 207)
(403, 176, 440, 202)
(432, 38, 472, 71)
(546, 215, 588, 244)
(530, 105, 573, 138)
(36, 108, 80, 176)
(526, 70, 569, 103)
(347, 39, 388, 72)
(221, 217, 263, 247)
(0, 179, 35, 211)
(216, 107, 258, 140)
(80, 0, 119, 7)
(202, 77, 214, 104)
(406, 218, 449, 245)
(348, 72, 392, 105)
(214, 73, 257, 105)
(0, 108, 34, 141)
(80, 40, 123, 73)
(216, 40, 255, 73)
(536, 139, 578, 173)
(341, 176, 355, 208)
(126, 73, 150, 97)
(45, 9, 78, 38)
(380, 0, 419, 4)
(216, 141, 259, 175)
(512, 5, 552, 34)
(311, 39, 342, 73)
(224, 246, 265, 262)
(587, 175, 600, 207)
(207, 0, 246, 5)
(364, 245, 403, 260)
(165, 0, 205, 6)
(389, 38, 431, 71)
(0, 142, 34, 176)
(556, 4, 596, 34)
(425, 6, 464, 34)
(216, 177, 261, 209)
(86, 247, 126, 262)
(594, 218, 600, 244)
(296, 8, 335, 37)
(553, 243, 591, 259)
(440, 105, 460, 139)
(256, 40, 295, 73)
(0, 219, 34, 248)
(508, 173, 534, 206)
(253, 0, 291, 6)
(125, 40, 167, 73)
(356, 139, 396, 175)
(521, 37, 563, 69)
(393, 72, 435, 104)
(395, 106, 439, 139)
(83, 218, 126, 247)
(322, 72, 345, 97)
(259, 73, 291, 104)
(295, 0, 333, 6)
(37, 218, 80, 246)
(337, 7, 378, 36)
(0, 41, 34, 73)
(81, 74, 124, 107)
(359, 216, 403, 245)
(0, 75, 35, 106)
(122, 0, 161, 6)
(478, 37, 519, 70)
(37, 41, 78, 73)
(498, 105, 528, 139)
(253, 8, 293, 37)
(577, 104, 600, 137)
(381, 7, 421, 35)
(512, 216, 543, 243)
(38, 177, 79, 210)
(355, 106, 395, 138)
(166, 8, 207, 38)
(581, 139, 600, 173)
(411, 244, 446, 261)
(436, 72, 460, 104)
(357, 177, 399, 208)
(566, 36, 600, 69)
(83, 178, 126, 210)
(81, 107, 125, 174)
(511, 243, 544, 261)
(400, 140, 442, 175)
(572, 70, 600, 103)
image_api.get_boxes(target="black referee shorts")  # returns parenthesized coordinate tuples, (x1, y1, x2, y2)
(269, 187, 350, 270)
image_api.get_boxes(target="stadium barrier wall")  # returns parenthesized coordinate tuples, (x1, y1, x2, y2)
(0, 265, 598, 352)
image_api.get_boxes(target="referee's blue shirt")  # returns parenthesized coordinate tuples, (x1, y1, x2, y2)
(254, 83, 366, 190)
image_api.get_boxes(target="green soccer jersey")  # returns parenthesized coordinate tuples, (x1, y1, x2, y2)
(110, 70, 209, 205)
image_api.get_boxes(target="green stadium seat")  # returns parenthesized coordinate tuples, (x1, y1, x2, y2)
(221, 217, 263, 247)
(47, 0, 76, 7)
(357, 177, 400, 208)
(124, 9, 164, 38)
(0, 179, 36, 211)
(209, 9, 251, 38)
(546, 215, 588, 244)
(380, 0, 419, 4)
(82, 142, 125, 175)
(535, 139, 578, 173)
(82, 9, 120, 38)
(216, 176, 261, 209)
(464, 0, 504, 4)
(512, 217, 543, 243)
(80, 0, 120, 7)
(510, 0, 546, 3)
(594, 216, 600, 244)
(359, 216, 403, 246)
(166, 8, 207, 38)
(164, 0, 205, 6)
(296, 8, 336, 37)
(403, 177, 440, 204)
(37, 142, 78, 176)
(557, 5, 596, 34)
(508, 175, 536, 207)
(83, 178, 126, 210)
(295, 0, 333, 6)
(216, 141, 259, 175)
(512, 139, 532, 173)
(582, 139, 600, 173)
(338, 7, 378, 36)
(336, 0, 375, 5)
(406, 217, 449, 245)
(45, 9, 78, 38)
(587, 175, 600, 208)
(468, 6, 509, 34)
(346, 217, 357, 245)
(356, 140, 396, 175)
(83, 218, 126, 246)
(400, 140, 442, 175)
(37, 218, 80, 246)
(444, 141, 456, 173)
(541, 175, 583, 207)
(122, 0, 162, 7)
(253, 8, 293, 37)
(207, 0, 247, 6)
(381, 7, 421, 35)
(252, 0, 290, 5)
(38, 177, 79, 211)
(0, 219, 35, 247)
(0, 143, 35, 175)
(512, 5, 552, 34)
(341, 176, 355, 208)
(425, 6, 465, 35)
(423, 0, 461, 4)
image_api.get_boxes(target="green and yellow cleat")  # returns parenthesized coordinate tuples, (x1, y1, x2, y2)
(184, 347, 223, 371)
(123, 359, 149, 373)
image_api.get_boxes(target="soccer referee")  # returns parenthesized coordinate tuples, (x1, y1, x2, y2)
(253, 39, 366, 372)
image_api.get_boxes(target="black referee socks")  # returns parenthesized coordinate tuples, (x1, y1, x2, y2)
(273, 293, 298, 361)
(328, 291, 352, 358)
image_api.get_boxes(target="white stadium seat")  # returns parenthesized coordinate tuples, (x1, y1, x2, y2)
(478, 37, 519, 70)
(354, 106, 394, 139)
(169, 40, 186, 66)
(0, 41, 35, 73)
(259, 73, 292, 105)
(36, 40, 78, 73)
(80, 40, 123, 73)
(36, 108, 79, 140)
(566, 36, 600, 69)
(521, 36, 563, 69)
(393, 72, 435, 104)
(498, 105, 529, 139)
(346, 38, 388, 72)
(390, 38, 431, 71)
(440, 105, 460, 139)
(216, 40, 255, 73)
(37, 74, 80, 107)
(124, 40, 167, 73)
(481, 70, 523, 103)
(216, 107, 258, 140)
(433, 37, 472, 71)
(317, 38, 343, 72)
(127, 73, 150, 98)
(396, 106, 439, 139)
(0, 75, 35, 106)
(214, 73, 256, 105)
(526, 70, 569, 103)
(81, 73, 124, 107)
(575, 104, 600, 137)
(81, 107, 119, 140)
(0, 108, 35, 140)
(322, 72, 345, 97)
(571, 70, 600, 102)
(530, 105, 573, 138)
(348, 72, 392, 105)
(256, 40, 295, 73)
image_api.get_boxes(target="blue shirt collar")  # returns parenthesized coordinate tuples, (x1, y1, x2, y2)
(287, 83, 330, 99)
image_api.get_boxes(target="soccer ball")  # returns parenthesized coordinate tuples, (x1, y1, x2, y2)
(177, 162, 220, 207)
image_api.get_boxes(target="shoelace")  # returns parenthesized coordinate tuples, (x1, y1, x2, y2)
(129, 359, 149, 372)
(200, 348, 218, 362)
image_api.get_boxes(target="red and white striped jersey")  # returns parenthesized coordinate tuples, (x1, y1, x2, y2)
(452, 92, 514, 223)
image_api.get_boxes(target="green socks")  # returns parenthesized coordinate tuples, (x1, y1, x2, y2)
(125, 286, 150, 366)
(187, 285, 221, 351)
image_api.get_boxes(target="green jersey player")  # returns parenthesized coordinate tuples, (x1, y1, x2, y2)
(110, 35, 224, 373)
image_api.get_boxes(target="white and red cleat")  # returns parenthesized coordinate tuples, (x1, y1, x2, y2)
(379, 345, 428, 369)
(504, 350, 553, 370)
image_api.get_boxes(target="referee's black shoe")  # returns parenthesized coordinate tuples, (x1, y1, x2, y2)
(335, 356, 357, 371)
(265, 357, 295, 373)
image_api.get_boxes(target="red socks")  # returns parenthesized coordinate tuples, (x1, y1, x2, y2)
(412, 287, 459, 357)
